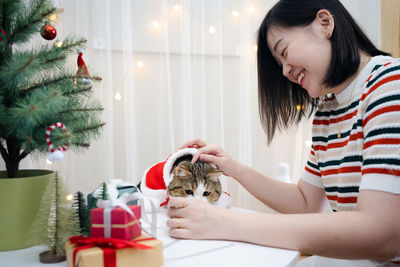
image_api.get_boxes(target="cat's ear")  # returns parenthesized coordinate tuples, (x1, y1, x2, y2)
(173, 161, 192, 178)
(206, 170, 223, 182)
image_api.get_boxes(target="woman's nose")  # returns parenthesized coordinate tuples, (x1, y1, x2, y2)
(282, 63, 293, 78)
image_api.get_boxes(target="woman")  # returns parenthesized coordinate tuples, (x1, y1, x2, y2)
(167, 0, 400, 265)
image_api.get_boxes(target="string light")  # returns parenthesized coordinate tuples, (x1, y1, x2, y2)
(232, 10, 239, 18)
(115, 92, 122, 101)
(46, 159, 52, 165)
(55, 41, 63, 47)
(137, 60, 144, 68)
(173, 4, 180, 12)
(49, 13, 57, 22)
(249, 5, 255, 14)
(152, 20, 160, 28)
(209, 26, 216, 34)
(253, 44, 258, 52)
(66, 194, 73, 201)
(296, 105, 305, 111)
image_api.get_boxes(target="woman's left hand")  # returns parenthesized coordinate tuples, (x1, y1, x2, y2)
(167, 197, 225, 239)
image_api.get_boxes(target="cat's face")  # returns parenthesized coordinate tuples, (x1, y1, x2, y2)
(167, 160, 222, 203)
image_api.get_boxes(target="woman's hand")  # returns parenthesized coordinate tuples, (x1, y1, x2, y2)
(167, 197, 226, 239)
(179, 138, 239, 177)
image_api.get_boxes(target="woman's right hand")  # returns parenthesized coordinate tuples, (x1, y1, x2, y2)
(179, 138, 239, 178)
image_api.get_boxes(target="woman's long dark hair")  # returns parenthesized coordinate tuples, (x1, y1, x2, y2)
(257, 0, 389, 143)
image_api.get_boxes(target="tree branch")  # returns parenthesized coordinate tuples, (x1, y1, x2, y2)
(22, 75, 102, 92)
(58, 107, 104, 114)
(73, 123, 106, 134)
(0, 140, 9, 162)
(8, 8, 56, 45)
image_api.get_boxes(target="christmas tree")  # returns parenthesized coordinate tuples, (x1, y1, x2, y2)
(29, 172, 80, 263)
(0, 0, 104, 178)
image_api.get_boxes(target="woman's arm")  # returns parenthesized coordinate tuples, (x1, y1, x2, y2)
(168, 189, 400, 260)
(183, 139, 326, 214)
(232, 162, 327, 213)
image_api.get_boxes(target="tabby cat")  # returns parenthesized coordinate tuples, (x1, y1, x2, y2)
(167, 158, 222, 203)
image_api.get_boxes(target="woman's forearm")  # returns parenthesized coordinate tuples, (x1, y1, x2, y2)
(219, 208, 399, 260)
(231, 163, 322, 213)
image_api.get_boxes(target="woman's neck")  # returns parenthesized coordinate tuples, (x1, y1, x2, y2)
(329, 53, 371, 96)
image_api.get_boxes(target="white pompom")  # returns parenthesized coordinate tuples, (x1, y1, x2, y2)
(48, 150, 64, 162)
(77, 47, 84, 54)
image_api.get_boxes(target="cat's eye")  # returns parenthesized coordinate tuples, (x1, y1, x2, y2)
(185, 189, 193, 195)
(203, 191, 211, 196)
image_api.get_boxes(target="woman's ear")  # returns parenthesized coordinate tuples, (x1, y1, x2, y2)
(315, 9, 334, 39)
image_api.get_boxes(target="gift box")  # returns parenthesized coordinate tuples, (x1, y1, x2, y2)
(66, 234, 163, 267)
(91, 205, 141, 240)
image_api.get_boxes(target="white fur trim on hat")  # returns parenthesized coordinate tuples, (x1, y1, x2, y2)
(140, 163, 168, 206)
(163, 148, 198, 186)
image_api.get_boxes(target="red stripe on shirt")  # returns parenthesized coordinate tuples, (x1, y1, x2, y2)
(362, 168, 400, 176)
(313, 132, 364, 152)
(321, 166, 361, 176)
(364, 138, 400, 149)
(361, 74, 400, 101)
(326, 195, 358, 203)
(363, 105, 400, 127)
(313, 110, 358, 126)
(305, 166, 321, 177)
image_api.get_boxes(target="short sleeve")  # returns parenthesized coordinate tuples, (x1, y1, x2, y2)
(301, 145, 324, 188)
(361, 60, 400, 194)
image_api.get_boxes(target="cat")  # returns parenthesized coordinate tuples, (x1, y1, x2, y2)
(167, 158, 223, 204)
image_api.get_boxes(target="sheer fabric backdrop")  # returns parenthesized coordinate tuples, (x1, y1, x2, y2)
(9, 0, 381, 212)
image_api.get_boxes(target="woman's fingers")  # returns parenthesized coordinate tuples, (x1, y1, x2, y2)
(178, 138, 207, 149)
(191, 145, 222, 163)
(168, 197, 188, 209)
(169, 228, 191, 239)
(166, 217, 188, 229)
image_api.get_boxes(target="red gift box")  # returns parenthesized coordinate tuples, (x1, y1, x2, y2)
(91, 205, 141, 240)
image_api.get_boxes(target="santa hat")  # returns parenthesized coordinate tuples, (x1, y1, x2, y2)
(76, 48, 92, 85)
(140, 148, 231, 208)
(77, 48, 89, 76)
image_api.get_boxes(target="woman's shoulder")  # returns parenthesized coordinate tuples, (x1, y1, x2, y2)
(361, 56, 400, 102)
(365, 56, 400, 88)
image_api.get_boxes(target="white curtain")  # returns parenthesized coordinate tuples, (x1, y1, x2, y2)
(9, 0, 381, 212)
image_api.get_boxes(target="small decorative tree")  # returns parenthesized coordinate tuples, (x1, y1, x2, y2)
(29, 172, 80, 263)
(0, 0, 104, 178)
(73, 191, 90, 236)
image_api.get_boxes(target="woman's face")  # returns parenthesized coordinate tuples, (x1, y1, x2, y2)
(267, 13, 334, 98)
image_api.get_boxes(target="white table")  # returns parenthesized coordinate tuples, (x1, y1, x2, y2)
(0, 208, 299, 267)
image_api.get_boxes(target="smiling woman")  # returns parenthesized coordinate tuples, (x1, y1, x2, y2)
(167, 0, 400, 266)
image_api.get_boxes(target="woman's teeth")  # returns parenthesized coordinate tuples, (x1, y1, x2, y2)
(298, 72, 304, 84)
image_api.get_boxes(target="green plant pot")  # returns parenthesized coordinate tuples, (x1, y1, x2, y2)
(0, 170, 53, 251)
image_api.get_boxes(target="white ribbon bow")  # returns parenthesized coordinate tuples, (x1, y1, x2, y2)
(97, 191, 158, 238)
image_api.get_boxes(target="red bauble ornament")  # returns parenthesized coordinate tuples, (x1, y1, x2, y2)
(40, 24, 57, 40)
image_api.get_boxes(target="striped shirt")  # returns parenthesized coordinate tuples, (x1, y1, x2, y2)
(303, 55, 400, 210)
(302, 55, 400, 263)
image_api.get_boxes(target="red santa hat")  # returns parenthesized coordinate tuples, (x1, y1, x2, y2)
(77, 48, 89, 77)
(76, 48, 93, 85)
(140, 148, 231, 208)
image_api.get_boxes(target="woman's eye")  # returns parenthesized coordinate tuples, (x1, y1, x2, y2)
(203, 191, 211, 196)
(281, 48, 287, 58)
(185, 189, 193, 195)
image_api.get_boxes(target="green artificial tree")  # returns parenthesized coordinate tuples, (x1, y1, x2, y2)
(29, 172, 80, 263)
(73, 191, 90, 236)
(0, 0, 104, 178)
